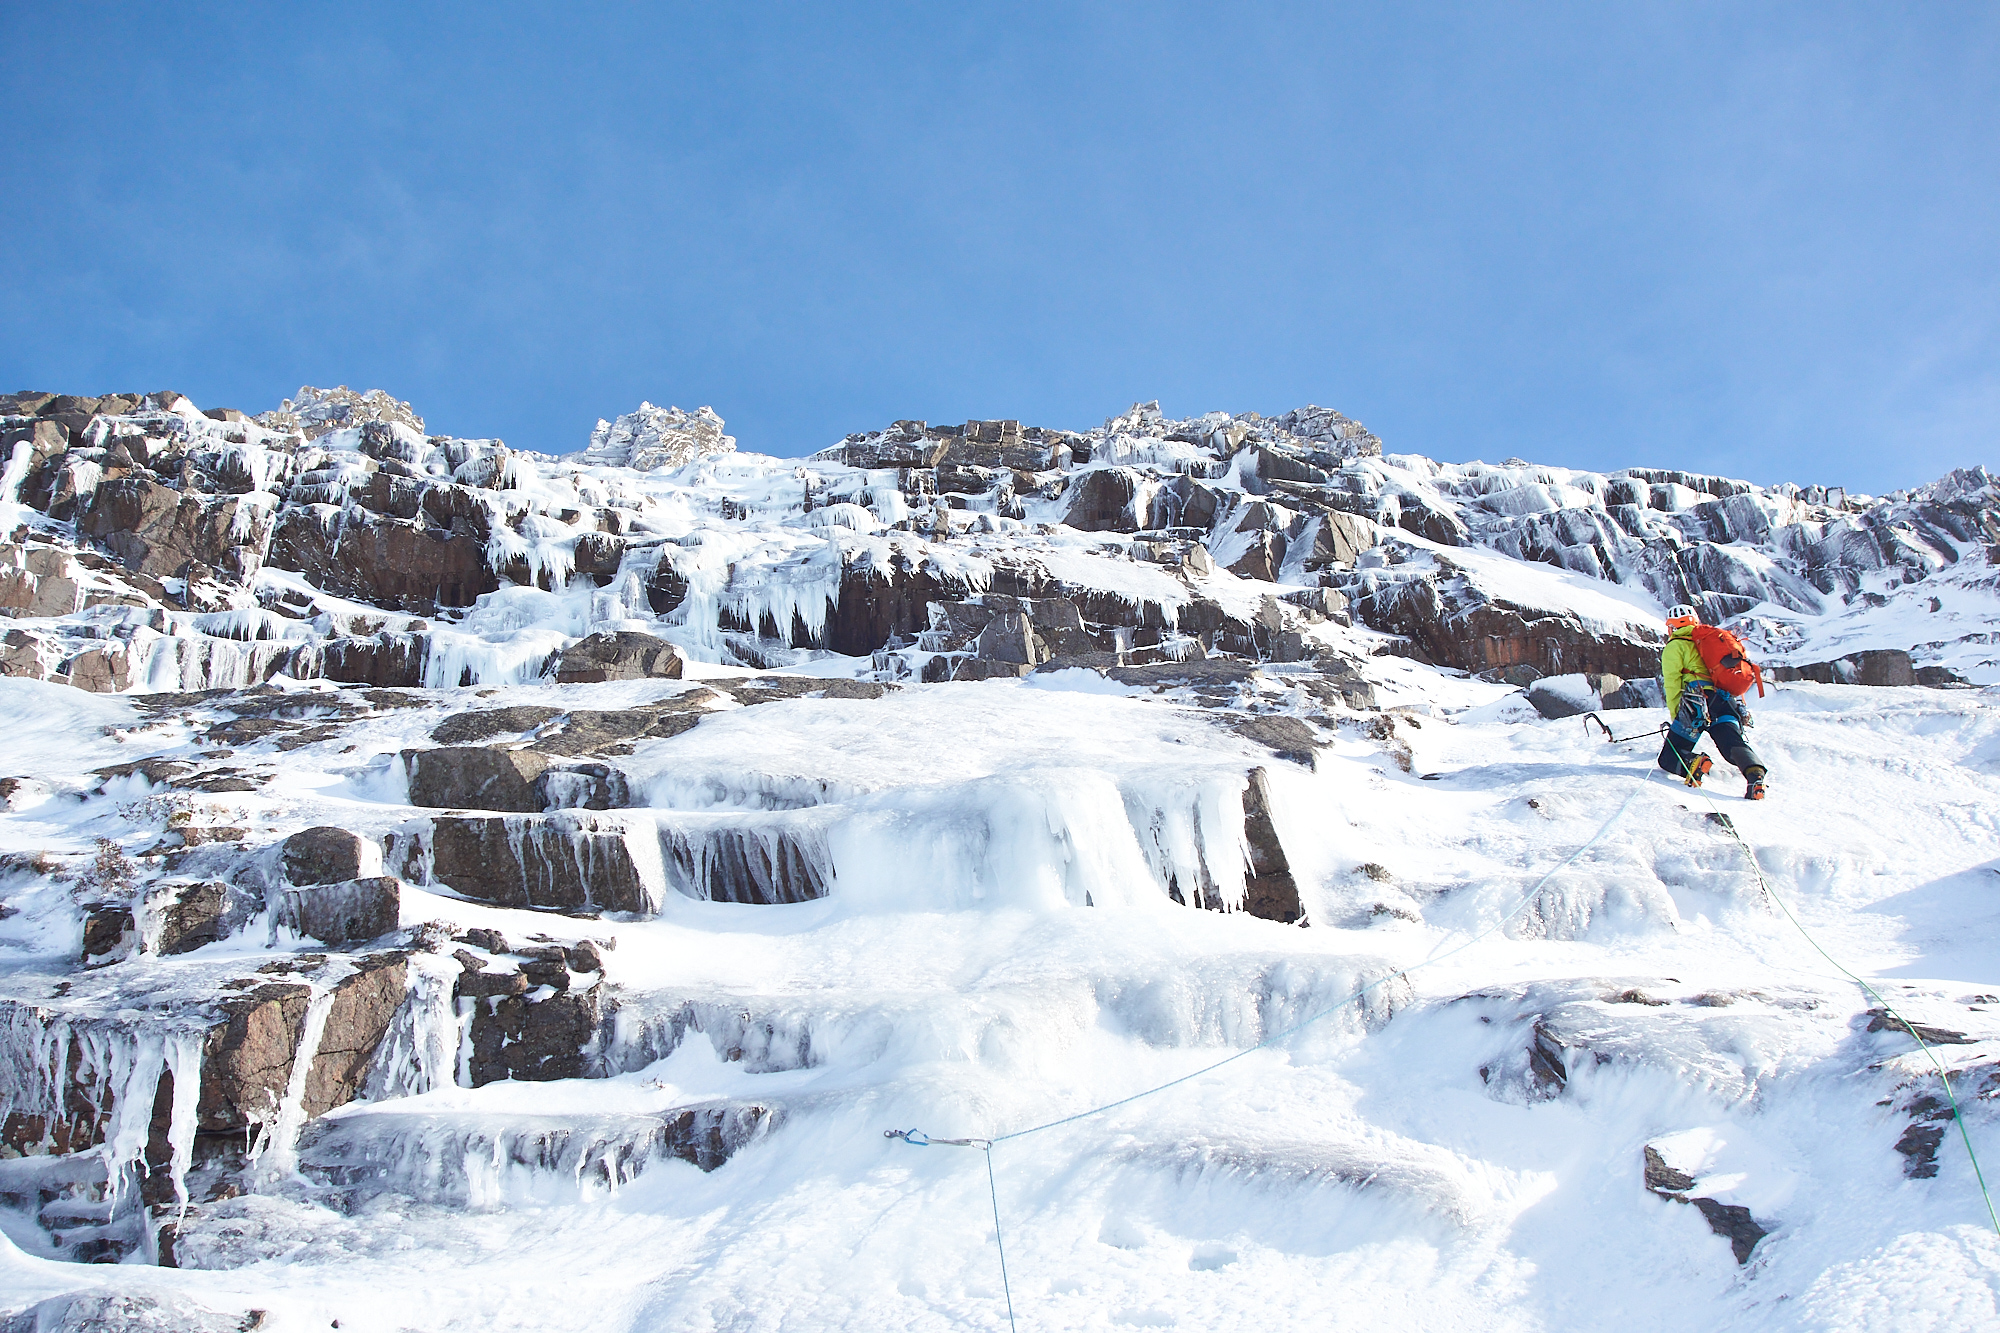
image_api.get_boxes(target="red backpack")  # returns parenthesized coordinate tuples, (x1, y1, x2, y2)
(1690, 624, 1766, 698)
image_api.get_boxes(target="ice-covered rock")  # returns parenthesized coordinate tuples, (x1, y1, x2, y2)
(574, 402, 734, 470)
(256, 385, 425, 440)
(284, 876, 401, 946)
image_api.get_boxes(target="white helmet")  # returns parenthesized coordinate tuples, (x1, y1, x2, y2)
(1666, 603, 1698, 626)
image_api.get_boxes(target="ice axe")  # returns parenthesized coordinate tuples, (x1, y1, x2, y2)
(1584, 712, 1666, 745)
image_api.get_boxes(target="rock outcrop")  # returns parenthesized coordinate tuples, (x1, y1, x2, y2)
(411, 811, 663, 915)
(574, 403, 734, 470)
(548, 631, 685, 683)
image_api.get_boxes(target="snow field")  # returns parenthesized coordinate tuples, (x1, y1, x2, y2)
(2, 671, 1999, 1330)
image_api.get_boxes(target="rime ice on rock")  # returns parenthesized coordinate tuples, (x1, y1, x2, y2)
(255, 385, 426, 440)
(575, 402, 736, 471)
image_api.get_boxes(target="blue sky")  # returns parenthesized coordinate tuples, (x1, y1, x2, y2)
(3, 3, 1995, 493)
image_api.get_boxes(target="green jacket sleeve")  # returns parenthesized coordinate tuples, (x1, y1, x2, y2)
(1662, 636, 1703, 715)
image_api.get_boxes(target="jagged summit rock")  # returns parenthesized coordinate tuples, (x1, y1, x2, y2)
(256, 385, 426, 440)
(575, 402, 735, 470)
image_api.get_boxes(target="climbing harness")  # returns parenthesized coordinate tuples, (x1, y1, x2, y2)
(888, 781, 1650, 1327)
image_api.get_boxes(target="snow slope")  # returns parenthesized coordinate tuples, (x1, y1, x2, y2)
(2, 668, 1998, 1331)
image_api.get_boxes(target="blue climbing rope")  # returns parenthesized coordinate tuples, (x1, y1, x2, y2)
(885, 1128, 1016, 1332)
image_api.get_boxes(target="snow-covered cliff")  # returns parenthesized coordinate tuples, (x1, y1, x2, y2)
(0, 386, 1995, 1331)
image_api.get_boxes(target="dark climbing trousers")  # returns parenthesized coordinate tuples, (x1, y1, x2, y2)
(1658, 683, 1765, 781)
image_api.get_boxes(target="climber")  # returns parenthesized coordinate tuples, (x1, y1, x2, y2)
(1658, 604, 1769, 799)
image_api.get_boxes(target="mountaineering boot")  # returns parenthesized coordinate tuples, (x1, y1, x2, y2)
(1683, 754, 1714, 788)
(1744, 766, 1768, 801)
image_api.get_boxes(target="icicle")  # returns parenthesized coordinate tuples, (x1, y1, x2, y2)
(165, 1032, 202, 1215)
(0, 438, 31, 506)
(364, 953, 465, 1100)
(251, 987, 336, 1182)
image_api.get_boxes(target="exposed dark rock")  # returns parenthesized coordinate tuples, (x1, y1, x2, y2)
(267, 507, 497, 615)
(549, 630, 684, 683)
(1062, 468, 1146, 531)
(194, 982, 310, 1131)
(566, 939, 606, 973)
(76, 478, 268, 582)
(1642, 1144, 1697, 1193)
(1299, 511, 1379, 571)
(831, 424, 949, 469)
(303, 954, 411, 1114)
(197, 954, 408, 1132)
(936, 463, 998, 495)
(149, 881, 243, 955)
(94, 756, 196, 786)
(1528, 1020, 1569, 1098)
(1642, 1144, 1770, 1264)
(519, 945, 573, 991)
(287, 876, 401, 946)
(1687, 1197, 1770, 1265)
(459, 967, 529, 999)
(527, 706, 705, 758)
(425, 812, 658, 914)
(662, 1102, 783, 1171)
(924, 656, 1031, 682)
(1347, 565, 1661, 680)
(975, 610, 1040, 665)
(1770, 649, 1916, 688)
(1914, 665, 1971, 687)
(572, 531, 627, 581)
(1239, 768, 1302, 923)
(823, 559, 984, 656)
(725, 676, 893, 703)
(940, 419, 1069, 471)
(461, 980, 603, 1084)
(1225, 531, 1286, 582)
(1106, 659, 1262, 690)
(455, 926, 509, 954)
(300, 632, 430, 688)
(431, 705, 564, 746)
(1864, 1008, 1973, 1044)
(80, 901, 136, 961)
(1227, 714, 1322, 764)
(404, 746, 551, 812)
(281, 825, 382, 886)
(1896, 1121, 1948, 1179)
